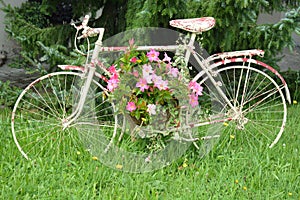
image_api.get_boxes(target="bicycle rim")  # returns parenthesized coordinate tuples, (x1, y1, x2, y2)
(11, 71, 112, 160)
(199, 65, 287, 152)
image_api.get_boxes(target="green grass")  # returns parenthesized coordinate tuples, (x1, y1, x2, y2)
(1, 105, 299, 199)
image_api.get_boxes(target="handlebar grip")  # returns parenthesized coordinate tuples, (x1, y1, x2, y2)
(77, 28, 104, 39)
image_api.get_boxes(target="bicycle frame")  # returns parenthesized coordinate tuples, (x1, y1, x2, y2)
(59, 26, 291, 132)
(11, 16, 290, 162)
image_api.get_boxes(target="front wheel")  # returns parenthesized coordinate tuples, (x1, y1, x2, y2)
(197, 65, 287, 150)
(11, 71, 116, 160)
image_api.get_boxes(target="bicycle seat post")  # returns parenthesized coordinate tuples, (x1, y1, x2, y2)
(184, 33, 197, 65)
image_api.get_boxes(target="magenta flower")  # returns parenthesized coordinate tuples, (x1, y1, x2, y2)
(189, 93, 199, 107)
(107, 72, 119, 91)
(126, 101, 137, 112)
(130, 57, 138, 63)
(111, 73, 119, 80)
(108, 65, 117, 74)
(146, 49, 160, 62)
(147, 104, 156, 115)
(136, 78, 149, 92)
(154, 79, 168, 90)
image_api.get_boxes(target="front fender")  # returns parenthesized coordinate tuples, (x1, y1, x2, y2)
(57, 65, 109, 83)
(58, 65, 85, 72)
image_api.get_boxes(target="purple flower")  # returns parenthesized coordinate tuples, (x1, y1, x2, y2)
(143, 72, 153, 84)
(126, 101, 137, 112)
(142, 64, 153, 75)
(136, 78, 149, 92)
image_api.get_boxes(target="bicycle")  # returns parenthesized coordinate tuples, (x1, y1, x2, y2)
(11, 15, 291, 172)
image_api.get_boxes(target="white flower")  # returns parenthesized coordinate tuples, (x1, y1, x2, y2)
(147, 104, 156, 115)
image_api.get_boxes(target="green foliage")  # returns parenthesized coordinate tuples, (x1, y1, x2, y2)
(1, 0, 299, 100)
(281, 70, 300, 100)
(1, 0, 129, 74)
(184, 1, 300, 56)
(0, 80, 22, 107)
(126, 0, 187, 28)
(1, 2, 75, 73)
(126, 0, 299, 63)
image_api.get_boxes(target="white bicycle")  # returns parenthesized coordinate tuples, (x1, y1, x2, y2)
(11, 15, 290, 172)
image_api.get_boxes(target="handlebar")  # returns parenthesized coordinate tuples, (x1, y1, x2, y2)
(71, 15, 105, 55)
(71, 15, 104, 39)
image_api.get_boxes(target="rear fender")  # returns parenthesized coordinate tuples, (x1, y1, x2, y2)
(211, 57, 291, 104)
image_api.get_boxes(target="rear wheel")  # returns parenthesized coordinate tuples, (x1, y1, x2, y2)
(196, 65, 287, 151)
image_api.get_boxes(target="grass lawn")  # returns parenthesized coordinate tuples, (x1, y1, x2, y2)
(0, 105, 299, 199)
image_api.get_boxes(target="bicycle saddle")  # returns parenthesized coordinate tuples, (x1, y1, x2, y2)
(169, 17, 215, 33)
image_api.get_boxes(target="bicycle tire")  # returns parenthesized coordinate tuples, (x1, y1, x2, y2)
(11, 71, 116, 160)
(195, 65, 287, 151)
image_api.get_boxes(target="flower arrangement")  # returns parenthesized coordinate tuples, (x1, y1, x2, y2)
(106, 39, 203, 133)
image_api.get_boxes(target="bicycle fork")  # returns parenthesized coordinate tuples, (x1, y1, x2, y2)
(61, 65, 96, 130)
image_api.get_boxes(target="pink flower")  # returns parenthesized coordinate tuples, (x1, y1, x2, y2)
(169, 67, 179, 78)
(143, 72, 152, 84)
(142, 64, 153, 75)
(188, 81, 196, 89)
(189, 94, 199, 107)
(107, 72, 119, 91)
(136, 78, 149, 92)
(188, 81, 203, 96)
(146, 49, 160, 62)
(154, 79, 168, 90)
(108, 65, 117, 74)
(126, 101, 137, 112)
(147, 104, 156, 115)
(129, 38, 135, 48)
(130, 57, 137, 63)
(163, 52, 172, 63)
(107, 78, 119, 91)
(132, 70, 139, 77)
(152, 74, 162, 83)
(111, 72, 119, 80)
